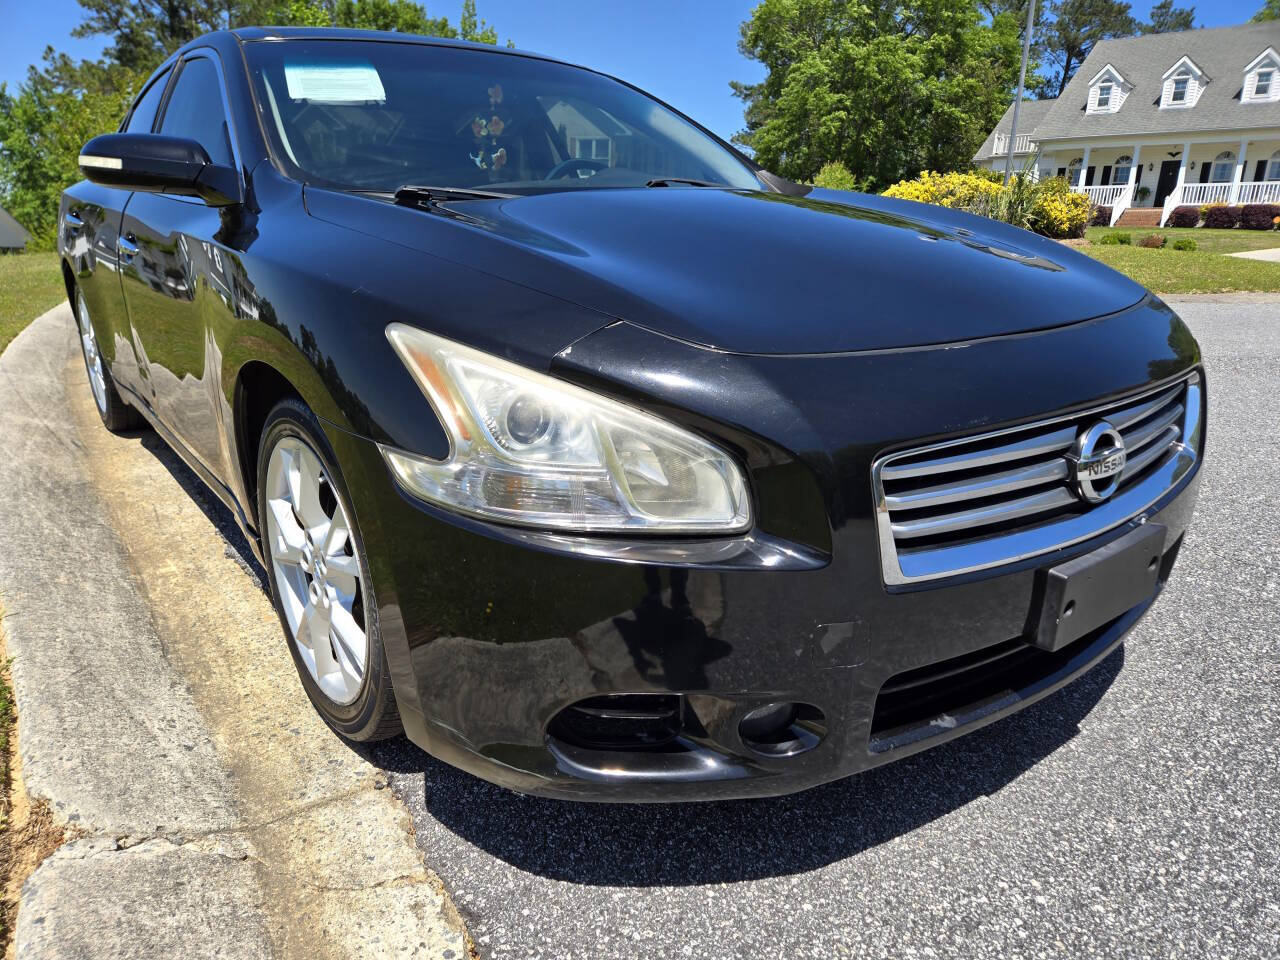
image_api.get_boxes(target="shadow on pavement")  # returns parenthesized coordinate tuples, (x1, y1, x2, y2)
(371, 648, 1122, 886)
(130, 427, 269, 592)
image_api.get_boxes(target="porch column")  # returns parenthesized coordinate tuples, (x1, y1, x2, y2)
(1079, 146, 1092, 188)
(1163, 141, 1193, 226)
(1229, 138, 1249, 204)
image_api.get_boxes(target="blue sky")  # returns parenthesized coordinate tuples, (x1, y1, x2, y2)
(0, 0, 1268, 144)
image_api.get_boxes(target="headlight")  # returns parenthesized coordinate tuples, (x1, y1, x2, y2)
(380, 323, 751, 533)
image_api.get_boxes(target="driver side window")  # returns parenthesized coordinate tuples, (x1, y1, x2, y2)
(159, 56, 235, 167)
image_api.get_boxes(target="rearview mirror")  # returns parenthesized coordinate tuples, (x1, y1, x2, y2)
(78, 133, 242, 207)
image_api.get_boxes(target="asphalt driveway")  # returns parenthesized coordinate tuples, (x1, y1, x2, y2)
(373, 298, 1280, 959)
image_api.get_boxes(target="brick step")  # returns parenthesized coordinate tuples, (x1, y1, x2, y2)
(1115, 208, 1163, 227)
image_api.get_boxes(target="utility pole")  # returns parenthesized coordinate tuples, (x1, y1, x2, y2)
(1004, 0, 1037, 185)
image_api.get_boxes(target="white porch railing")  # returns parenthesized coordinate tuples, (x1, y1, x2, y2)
(1176, 183, 1232, 206)
(992, 133, 1035, 155)
(1157, 180, 1280, 225)
(1072, 183, 1132, 225)
(1235, 181, 1280, 205)
(1076, 184, 1127, 206)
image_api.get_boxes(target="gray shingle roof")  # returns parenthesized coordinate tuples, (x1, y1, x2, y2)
(972, 98, 1058, 162)
(0, 207, 31, 250)
(1033, 21, 1280, 142)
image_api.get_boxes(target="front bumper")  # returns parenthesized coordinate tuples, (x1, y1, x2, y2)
(325, 297, 1205, 801)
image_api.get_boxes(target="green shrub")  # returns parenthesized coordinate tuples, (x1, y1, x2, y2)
(970, 167, 1006, 183)
(1137, 233, 1166, 249)
(1171, 237, 1197, 251)
(980, 171, 1041, 231)
(812, 161, 861, 192)
(1097, 232, 1133, 246)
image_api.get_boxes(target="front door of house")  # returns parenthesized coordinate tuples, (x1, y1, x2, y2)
(1153, 160, 1181, 207)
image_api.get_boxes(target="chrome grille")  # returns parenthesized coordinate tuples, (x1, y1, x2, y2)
(873, 373, 1202, 584)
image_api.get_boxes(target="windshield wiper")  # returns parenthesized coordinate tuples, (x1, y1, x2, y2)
(392, 184, 516, 208)
(643, 178, 723, 188)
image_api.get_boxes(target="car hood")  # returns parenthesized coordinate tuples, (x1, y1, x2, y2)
(306, 185, 1148, 356)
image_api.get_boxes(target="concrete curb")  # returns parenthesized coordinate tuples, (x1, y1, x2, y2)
(0, 306, 466, 959)
(1160, 291, 1280, 303)
(0, 305, 239, 838)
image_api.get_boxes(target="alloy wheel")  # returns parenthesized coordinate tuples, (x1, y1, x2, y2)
(76, 293, 108, 413)
(264, 435, 369, 706)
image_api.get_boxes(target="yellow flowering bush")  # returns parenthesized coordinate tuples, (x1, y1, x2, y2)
(883, 170, 1001, 209)
(882, 170, 1087, 239)
(1028, 177, 1090, 239)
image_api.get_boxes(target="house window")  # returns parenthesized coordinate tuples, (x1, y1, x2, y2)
(573, 137, 611, 161)
(1096, 83, 1112, 109)
(1268, 150, 1280, 182)
(1068, 158, 1083, 186)
(1112, 155, 1133, 186)
(1256, 70, 1273, 98)
(1210, 151, 1235, 183)
(1169, 75, 1190, 104)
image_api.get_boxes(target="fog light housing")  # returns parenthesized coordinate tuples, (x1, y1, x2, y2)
(738, 702, 826, 757)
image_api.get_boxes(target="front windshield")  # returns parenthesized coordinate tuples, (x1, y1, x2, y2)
(243, 39, 761, 194)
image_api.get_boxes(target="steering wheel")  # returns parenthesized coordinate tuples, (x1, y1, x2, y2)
(545, 158, 607, 181)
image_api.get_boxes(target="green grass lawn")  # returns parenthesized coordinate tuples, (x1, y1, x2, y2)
(1079, 226, 1280, 294)
(1084, 226, 1280, 256)
(1082, 244, 1280, 295)
(0, 252, 65, 357)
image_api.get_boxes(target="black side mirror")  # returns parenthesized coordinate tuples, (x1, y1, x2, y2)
(78, 133, 243, 207)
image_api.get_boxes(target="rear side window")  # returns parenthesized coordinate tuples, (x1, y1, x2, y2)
(159, 57, 235, 167)
(124, 69, 171, 133)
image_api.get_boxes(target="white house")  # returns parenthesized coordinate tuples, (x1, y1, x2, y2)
(972, 20, 1280, 226)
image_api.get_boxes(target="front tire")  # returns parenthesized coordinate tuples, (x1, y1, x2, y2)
(257, 398, 401, 742)
(75, 288, 141, 432)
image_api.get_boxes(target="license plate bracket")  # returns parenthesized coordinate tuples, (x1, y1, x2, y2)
(1027, 523, 1167, 652)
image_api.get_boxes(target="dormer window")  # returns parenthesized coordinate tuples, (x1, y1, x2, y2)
(1160, 56, 1207, 108)
(1087, 64, 1128, 114)
(1243, 48, 1279, 102)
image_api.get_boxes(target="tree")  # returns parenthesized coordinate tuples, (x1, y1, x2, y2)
(1254, 0, 1279, 21)
(72, 0, 237, 72)
(978, 0, 1028, 17)
(71, 0, 505, 74)
(732, 0, 1023, 189)
(0, 52, 141, 247)
(1035, 0, 1137, 98)
(0, 0, 509, 247)
(1141, 0, 1195, 33)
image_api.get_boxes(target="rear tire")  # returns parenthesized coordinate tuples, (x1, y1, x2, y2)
(75, 288, 141, 432)
(257, 397, 402, 742)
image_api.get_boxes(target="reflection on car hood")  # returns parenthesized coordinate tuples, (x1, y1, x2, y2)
(307, 185, 1148, 355)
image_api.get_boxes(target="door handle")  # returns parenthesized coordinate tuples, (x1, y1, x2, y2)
(117, 235, 139, 258)
(64, 211, 84, 229)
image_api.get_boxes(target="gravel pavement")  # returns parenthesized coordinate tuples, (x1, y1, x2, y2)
(372, 299, 1280, 960)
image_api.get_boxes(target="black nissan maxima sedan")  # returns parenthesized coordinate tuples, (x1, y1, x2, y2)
(61, 27, 1204, 801)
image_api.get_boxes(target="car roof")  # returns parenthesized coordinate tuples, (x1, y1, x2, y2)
(228, 25, 560, 65)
